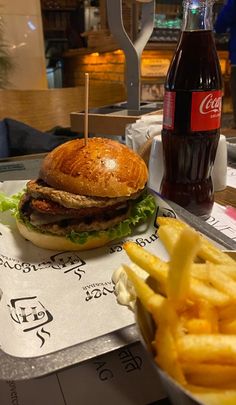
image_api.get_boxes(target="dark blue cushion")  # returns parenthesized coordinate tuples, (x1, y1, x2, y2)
(0, 120, 10, 158)
(4, 118, 81, 157)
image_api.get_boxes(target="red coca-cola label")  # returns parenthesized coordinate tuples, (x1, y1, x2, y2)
(163, 91, 176, 129)
(191, 90, 222, 131)
(163, 90, 222, 132)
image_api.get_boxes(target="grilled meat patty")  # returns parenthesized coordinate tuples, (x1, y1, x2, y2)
(27, 179, 141, 209)
(30, 197, 127, 218)
(19, 179, 141, 235)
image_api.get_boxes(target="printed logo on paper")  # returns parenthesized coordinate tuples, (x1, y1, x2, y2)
(83, 282, 115, 302)
(0, 251, 86, 278)
(118, 347, 143, 373)
(8, 296, 53, 347)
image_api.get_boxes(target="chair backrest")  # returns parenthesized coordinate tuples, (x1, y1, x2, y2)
(0, 82, 126, 132)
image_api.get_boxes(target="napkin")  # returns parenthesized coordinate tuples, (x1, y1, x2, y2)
(125, 114, 163, 152)
(148, 134, 163, 192)
(212, 134, 227, 192)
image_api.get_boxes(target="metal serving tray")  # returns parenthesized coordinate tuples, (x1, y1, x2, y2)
(0, 198, 234, 381)
(0, 162, 235, 381)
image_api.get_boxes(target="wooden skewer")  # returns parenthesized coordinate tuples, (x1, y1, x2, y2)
(84, 72, 89, 146)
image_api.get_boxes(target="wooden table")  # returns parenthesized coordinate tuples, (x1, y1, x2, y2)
(215, 186, 236, 208)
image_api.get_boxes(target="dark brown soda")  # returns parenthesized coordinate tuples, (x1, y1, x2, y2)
(160, 30, 222, 218)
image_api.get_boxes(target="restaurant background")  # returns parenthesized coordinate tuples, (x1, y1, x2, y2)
(0, 0, 233, 116)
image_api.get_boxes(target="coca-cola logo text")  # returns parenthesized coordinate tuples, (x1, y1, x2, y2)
(199, 94, 222, 115)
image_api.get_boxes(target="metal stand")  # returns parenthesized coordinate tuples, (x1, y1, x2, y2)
(106, 0, 155, 114)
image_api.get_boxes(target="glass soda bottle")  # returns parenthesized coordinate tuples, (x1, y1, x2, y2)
(160, 0, 222, 218)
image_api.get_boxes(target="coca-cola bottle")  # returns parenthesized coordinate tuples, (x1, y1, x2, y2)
(160, 0, 222, 218)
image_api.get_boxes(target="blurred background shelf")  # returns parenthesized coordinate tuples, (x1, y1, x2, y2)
(38, 0, 232, 114)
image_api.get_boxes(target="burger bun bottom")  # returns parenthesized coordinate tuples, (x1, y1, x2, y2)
(16, 219, 112, 251)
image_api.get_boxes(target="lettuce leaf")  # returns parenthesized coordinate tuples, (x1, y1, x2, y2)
(0, 191, 24, 214)
(0, 190, 156, 245)
(68, 193, 156, 245)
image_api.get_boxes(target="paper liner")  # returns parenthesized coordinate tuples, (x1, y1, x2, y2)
(0, 181, 173, 361)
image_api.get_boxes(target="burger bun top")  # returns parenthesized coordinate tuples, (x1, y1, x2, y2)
(40, 137, 148, 198)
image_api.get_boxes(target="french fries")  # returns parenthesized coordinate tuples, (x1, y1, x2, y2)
(167, 227, 200, 305)
(183, 363, 236, 387)
(122, 217, 236, 404)
(157, 217, 235, 265)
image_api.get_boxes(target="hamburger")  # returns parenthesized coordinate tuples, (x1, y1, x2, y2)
(16, 137, 156, 251)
